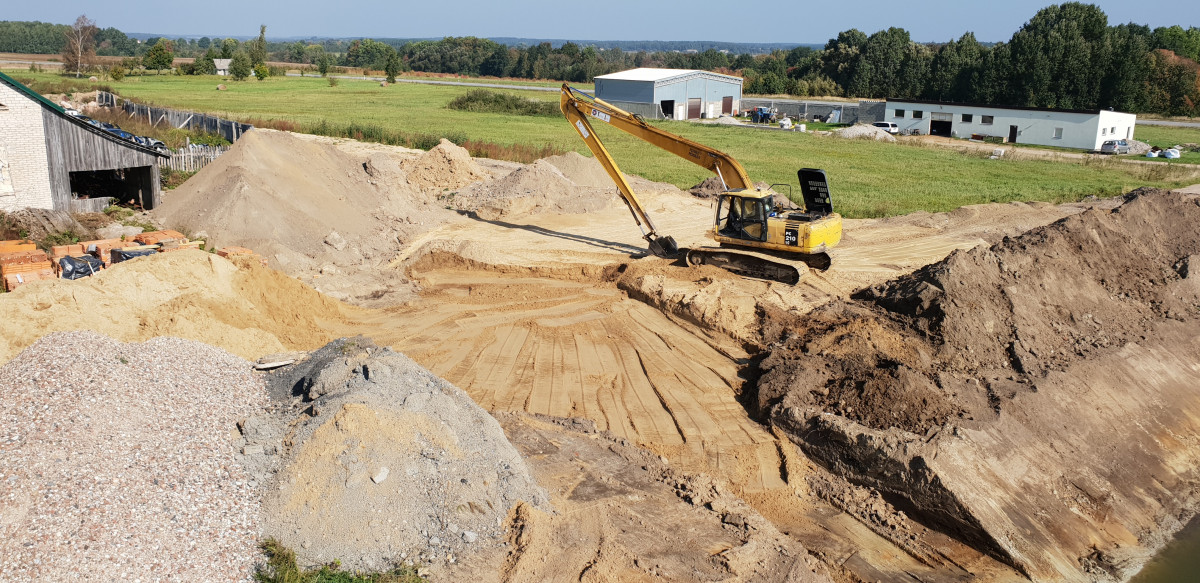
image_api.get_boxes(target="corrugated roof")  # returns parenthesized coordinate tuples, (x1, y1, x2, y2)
(594, 68, 742, 84)
(0, 71, 168, 158)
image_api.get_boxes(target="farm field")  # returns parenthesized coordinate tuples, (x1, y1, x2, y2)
(9, 69, 1199, 217)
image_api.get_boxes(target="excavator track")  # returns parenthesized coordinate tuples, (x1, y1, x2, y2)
(684, 246, 816, 285)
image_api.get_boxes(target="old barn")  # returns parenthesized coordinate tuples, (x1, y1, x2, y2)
(0, 71, 167, 213)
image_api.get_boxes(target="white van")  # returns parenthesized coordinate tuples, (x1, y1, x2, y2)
(872, 122, 899, 134)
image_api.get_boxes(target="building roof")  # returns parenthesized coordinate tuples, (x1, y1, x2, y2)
(0, 71, 167, 158)
(595, 68, 743, 84)
(213, 59, 232, 68)
(885, 97, 1132, 117)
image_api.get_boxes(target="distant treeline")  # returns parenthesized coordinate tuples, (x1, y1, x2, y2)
(3, 3, 1198, 115)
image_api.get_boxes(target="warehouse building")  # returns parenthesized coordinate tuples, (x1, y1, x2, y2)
(884, 99, 1136, 151)
(594, 68, 743, 120)
(0, 71, 167, 213)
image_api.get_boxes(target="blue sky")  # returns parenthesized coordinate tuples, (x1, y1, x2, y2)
(6, 0, 1198, 44)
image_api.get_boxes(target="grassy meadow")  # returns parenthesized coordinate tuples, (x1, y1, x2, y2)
(10, 69, 1200, 218)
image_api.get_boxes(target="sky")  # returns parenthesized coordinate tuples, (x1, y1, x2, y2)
(6, 0, 1198, 44)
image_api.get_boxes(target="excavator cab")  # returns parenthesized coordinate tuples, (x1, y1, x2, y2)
(716, 194, 769, 242)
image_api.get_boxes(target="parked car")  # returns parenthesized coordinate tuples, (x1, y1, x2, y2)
(873, 122, 900, 134)
(133, 135, 171, 154)
(1100, 139, 1130, 154)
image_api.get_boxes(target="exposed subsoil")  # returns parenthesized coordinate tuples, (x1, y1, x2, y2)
(6, 130, 1199, 582)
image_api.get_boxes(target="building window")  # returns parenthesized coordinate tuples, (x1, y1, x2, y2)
(1111, 126, 1116, 134)
(913, 110, 924, 119)
(961, 113, 973, 123)
(894, 109, 905, 118)
(1102, 127, 1107, 135)
(981, 115, 994, 125)
(1053, 127, 1063, 139)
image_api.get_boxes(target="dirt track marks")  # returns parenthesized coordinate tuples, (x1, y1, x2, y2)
(371, 271, 784, 491)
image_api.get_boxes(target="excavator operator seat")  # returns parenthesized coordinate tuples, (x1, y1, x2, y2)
(718, 195, 768, 242)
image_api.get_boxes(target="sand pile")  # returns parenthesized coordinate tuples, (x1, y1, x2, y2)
(541, 151, 614, 188)
(401, 139, 488, 191)
(0, 250, 354, 364)
(757, 188, 1200, 580)
(154, 129, 453, 277)
(834, 124, 897, 142)
(452, 159, 617, 221)
(245, 338, 549, 574)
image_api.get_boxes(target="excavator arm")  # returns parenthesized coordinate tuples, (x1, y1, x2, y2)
(560, 83, 753, 257)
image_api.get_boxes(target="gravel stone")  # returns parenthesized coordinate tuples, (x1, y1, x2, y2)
(0, 331, 268, 581)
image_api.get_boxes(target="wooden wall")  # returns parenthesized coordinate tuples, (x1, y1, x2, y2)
(41, 110, 163, 210)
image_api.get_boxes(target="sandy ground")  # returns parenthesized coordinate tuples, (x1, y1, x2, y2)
(6, 130, 1195, 581)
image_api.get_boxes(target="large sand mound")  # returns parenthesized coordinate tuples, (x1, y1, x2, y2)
(0, 250, 354, 364)
(758, 188, 1200, 580)
(155, 130, 453, 275)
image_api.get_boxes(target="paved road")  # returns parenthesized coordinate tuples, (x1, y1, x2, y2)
(287, 71, 559, 92)
(1137, 119, 1200, 129)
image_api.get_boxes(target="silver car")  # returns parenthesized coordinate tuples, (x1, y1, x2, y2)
(1100, 139, 1129, 154)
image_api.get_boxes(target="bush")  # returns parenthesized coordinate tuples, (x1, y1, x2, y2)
(109, 65, 126, 81)
(253, 64, 270, 81)
(328, 77, 339, 88)
(446, 89, 559, 116)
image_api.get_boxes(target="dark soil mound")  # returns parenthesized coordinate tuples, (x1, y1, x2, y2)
(757, 187, 1200, 435)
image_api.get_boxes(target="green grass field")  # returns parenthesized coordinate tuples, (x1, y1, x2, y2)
(1127, 124, 1200, 164)
(11, 69, 1200, 218)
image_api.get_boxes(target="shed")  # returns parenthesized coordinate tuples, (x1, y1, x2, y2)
(885, 99, 1136, 151)
(594, 68, 743, 120)
(213, 59, 232, 76)
(0, 71, 167, 213)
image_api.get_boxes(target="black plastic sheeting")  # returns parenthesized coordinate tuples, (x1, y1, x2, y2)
(59, 255, 104, 280)
(110, 248, 157, 264)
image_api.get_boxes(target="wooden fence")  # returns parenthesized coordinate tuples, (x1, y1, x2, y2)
(159, 146, 230, 173)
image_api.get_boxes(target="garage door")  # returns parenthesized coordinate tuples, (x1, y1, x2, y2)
(687, 98, 701, 120)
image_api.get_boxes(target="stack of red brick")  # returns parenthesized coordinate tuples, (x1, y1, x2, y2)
(216, 246, 269, 267)
(1, 240, 54, 291)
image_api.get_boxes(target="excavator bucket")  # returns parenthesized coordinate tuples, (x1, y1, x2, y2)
(647, 235, 680, 258)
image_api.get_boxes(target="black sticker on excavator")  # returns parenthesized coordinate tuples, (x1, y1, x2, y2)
(784, 228, 799, 246)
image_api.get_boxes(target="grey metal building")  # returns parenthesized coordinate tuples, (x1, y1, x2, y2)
(594, 68, 743, 120)
(0, 71, 167, 213)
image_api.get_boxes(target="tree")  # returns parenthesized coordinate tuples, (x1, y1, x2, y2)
(317, 52, 332, 77)
(192, 48, 218, 75)
(143, 38, 175, 74)
(253, 63, 269, 81)
(198, 36, 211, 49)
(249, 25, 268, 66)
(385, 53, 401, 83)
(229, 50, 252, 80)
(62, 15, 98, 78)
(221, 38, 238, 59)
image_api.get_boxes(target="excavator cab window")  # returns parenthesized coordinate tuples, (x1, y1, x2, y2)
(717, 196, 767, 242)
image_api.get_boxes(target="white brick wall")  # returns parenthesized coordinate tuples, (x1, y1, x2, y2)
(0, 82, 53, 211)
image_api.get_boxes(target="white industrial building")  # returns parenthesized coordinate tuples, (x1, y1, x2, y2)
(885, 99, 1137, 151)
(594, 68, 743, 120)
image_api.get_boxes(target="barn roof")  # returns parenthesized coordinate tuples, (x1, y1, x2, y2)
(595, 68, 743, 84)
(0, 71, 168, 158)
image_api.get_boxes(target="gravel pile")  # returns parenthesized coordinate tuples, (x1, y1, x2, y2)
(252, 338, 550, 576)
(1127, 139, 1153, 155)
(0, 331, 267, 582)
(833, 124, 897, 142)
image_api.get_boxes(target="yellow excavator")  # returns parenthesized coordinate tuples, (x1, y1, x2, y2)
(559, 83, 842, 285)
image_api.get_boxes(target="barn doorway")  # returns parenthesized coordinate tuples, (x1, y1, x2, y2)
(930, 112, 953, 136)
(69, 166, 157, 210)
(1008, 125, 1019, 143)
(687, 98, 701, 120)
(660, 100, 675, 119)
(721, 96, 733, 115)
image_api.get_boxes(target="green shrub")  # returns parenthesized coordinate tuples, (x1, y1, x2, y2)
(254, 539, 425, 583)
(447, 89, 559, 117)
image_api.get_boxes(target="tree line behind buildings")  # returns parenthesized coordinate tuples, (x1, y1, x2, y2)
(3, 2, 1198, 115)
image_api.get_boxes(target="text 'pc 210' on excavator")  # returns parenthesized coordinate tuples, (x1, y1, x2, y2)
(559, 83, 842, 285)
